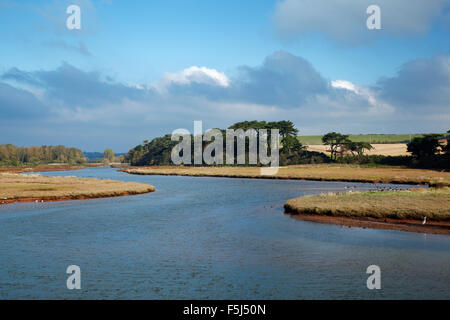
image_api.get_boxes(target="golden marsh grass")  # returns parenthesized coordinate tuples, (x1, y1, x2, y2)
(123, 164, 450, 187)
(284, 188, 450, 221)
(0, 173, 155, 204)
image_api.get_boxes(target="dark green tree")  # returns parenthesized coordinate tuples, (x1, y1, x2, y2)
(281, 121, 298, 138)
(407, 134, 444, 158)
(322, 132, 351, 160)
(281, 135, 303, 155)
(343, 141, 373, 156)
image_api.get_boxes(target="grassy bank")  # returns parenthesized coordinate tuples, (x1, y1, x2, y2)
(0, 164, 86, 173)
(0, 173, 155, 204)
(283, 188, 450, 235)
(122, 165, 450, 187)
(284, 188, 450, 221)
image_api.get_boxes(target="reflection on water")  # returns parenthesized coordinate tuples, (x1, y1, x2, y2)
(0, 167, 449, 299)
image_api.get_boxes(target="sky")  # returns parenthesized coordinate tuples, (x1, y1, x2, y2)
(0, 0, 449, 152)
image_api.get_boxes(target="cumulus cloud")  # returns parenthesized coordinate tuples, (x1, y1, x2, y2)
(1, 52, 449, 150)
(331, 79, 393, 115)
(154, 51, 329, 108)
(0, 82, 48, 120)
(274, 0, 450, 43)
(2, 62, 149, 108)
(376, 55, 450, 111)
(331, 80, 358, 92)
(159, 66, 229, 88)
(230, 51, 328, 107)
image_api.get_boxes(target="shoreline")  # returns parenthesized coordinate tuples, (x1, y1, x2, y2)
(283, 188, 450, 235)
(0, 165, 86, 174)
(122, 170, 433, 186)
(3, 166, 448, 235)
(0, 190, 153, 205)
(122, 166, 450, 235)
(0, 172, 155, 206)
(284, 211, 450, 235)
(120, 165, 450, 187)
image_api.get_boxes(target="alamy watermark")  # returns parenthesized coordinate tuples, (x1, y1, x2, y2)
(366, 265, 381, 290)
(64, 4, 380, 31)
(170, 121, 279, 175)
(64, 263, 380, 291)
(66, 5, 81, 30)
(66, 265, 81, 290)
(367, 5, 381, 30)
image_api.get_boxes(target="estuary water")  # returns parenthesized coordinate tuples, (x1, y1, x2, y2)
(0, 167, 449, 299)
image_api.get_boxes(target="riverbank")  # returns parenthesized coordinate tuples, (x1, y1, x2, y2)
(0, 172, 155, 205)
(0, 164, 86, 173)
(284, 188, 450, 235)
(121, 165, 450, 187)
(122, 165, 450, 234)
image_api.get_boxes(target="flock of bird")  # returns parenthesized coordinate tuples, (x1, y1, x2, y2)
(343, 185, 407, 192)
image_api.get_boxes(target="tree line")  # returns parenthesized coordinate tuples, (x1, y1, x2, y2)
(0, 144, 86, 166)
(125, 122, 449, 169)
(323, 131, 449, 169)
(321, 132, 373, 160)
(405, 132, 449, 168)
(125, 120, 328, 166)
(319, 131, 449, 160)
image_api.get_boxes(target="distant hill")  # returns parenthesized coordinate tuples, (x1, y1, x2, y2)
(83, 152, 126, 160)
(83, 152, 103, 160)
(298, 133, 447, 145)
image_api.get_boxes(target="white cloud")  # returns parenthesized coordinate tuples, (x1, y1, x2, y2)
(376, 55, 450, 111)
(153, 66, 230, 92)
(331, 79, 394, 115)
(331, 80, 357, 93)
(2, 52, 449, 151)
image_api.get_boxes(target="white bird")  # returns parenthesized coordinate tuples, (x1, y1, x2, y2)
(422, 216, 427, 225)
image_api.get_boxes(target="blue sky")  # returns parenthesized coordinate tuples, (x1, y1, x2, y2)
(1, 0, 449, 151)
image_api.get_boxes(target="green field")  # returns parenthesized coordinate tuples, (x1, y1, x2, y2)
(298, 133, 446, 145)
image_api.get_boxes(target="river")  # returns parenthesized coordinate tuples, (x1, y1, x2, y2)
(0, 167, 448, 299)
